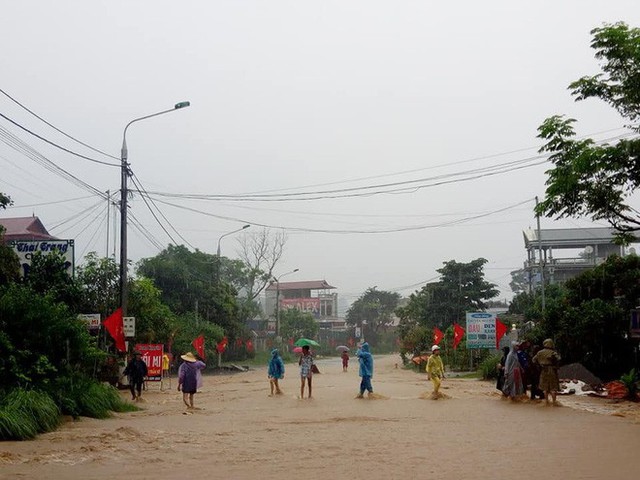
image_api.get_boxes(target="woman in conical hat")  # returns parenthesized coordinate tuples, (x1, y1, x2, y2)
(178, 352, 206, 410)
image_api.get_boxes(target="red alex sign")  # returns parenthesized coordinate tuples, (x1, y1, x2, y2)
(135, 343, 163, 381)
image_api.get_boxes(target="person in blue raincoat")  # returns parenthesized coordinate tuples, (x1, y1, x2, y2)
(356, 342, 374, 398)
(268, 348, 285, 396)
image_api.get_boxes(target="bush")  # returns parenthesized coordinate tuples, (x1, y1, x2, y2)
(0, 389, 60, 440)
(479, 353, 502, 380)
(620, 368, 639, 401)
(49, 375, 138, 418)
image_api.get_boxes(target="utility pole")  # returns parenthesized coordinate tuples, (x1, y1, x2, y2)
(119, 101, 190, 316)
(535, 196, 546, 317)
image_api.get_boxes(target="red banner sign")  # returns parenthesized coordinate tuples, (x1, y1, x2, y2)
(135, 343, 164, 381)
(280, 298, 320, 315)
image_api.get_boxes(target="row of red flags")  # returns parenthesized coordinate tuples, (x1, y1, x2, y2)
(102, 309, 254, 360)
(432, 318, 508, 349)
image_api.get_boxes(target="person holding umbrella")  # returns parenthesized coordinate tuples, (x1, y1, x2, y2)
(356, 342, 374, 398)
(341, 350, 350, 372)
(336, 345, 350, 372)
(298, 345, 315, 399)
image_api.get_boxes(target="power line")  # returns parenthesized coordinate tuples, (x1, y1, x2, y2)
(233, 126, 633, 195)
(0, 87, 119, 161)
(131, 171, 195, 249)
(0, 125, 108, 199)
(5, 194, 98, 209)
(151, 196, 534, 234)
(0, 112, 119, 167)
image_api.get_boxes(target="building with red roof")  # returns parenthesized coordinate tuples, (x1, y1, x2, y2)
(0, 216, 58, 242)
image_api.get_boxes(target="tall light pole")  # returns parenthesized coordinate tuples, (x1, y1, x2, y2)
(216, 224, 250, 282)
(120, 101, 190, 316)
(274, 268, 299, 338)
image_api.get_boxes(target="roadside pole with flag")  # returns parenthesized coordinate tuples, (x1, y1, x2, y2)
(433, 327, 444, 346)
(192, 335, 205, 359)
(216, 337, 228, 368)
(103, 308, 126, 352)
(496, 318, 508, 348)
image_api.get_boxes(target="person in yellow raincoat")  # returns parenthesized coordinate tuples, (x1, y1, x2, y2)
(426, 345, 445, 399)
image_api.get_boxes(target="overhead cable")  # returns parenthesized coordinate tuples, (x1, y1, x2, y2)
(0, 112, 119, 167)
(0, 87, 119, 161)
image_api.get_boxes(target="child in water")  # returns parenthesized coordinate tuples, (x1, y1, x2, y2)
(268, 348, 285, 396)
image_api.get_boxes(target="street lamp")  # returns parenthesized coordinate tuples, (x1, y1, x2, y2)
(217, 224, 251, 257)
(274, 268, 299, 337)
(120, 101, 190, 316)
(216, 224, 250, 282)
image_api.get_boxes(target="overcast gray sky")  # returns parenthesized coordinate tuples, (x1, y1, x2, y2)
(2, 1, 639, 307)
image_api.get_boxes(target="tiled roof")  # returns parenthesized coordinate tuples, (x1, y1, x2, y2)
(0, 216, 57, 241)
(266, 280, 336, 291)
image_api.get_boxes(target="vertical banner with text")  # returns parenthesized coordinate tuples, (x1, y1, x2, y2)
(135, 344, 164, 381)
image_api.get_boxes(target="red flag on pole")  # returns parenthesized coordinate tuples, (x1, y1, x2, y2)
(103, 308, 126, 352)
(217, 337, 228, 354)
(495, 318, 508, 348)
(192, 335, 205, 359)
(433, 327, 444, 345)
(453, 323, 465, 350)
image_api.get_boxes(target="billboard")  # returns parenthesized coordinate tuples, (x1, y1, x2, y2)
(135, 343, 164, 381)
(466, 312, 498, 349)
(9, 239, 75, 277)
(280, 298, 320, 317)
(78, 313, 101, 331)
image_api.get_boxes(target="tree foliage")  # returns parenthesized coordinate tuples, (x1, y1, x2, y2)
(24, 250, 82, 311)
(397, 258, 499, 330)
(536, 22, 640, 242)
(76, 252, 119, 317)
(518, 255, 640, 379)
(279, 308, 319, 341)
(136, 244, 245, 335)
(0, 283, 101, 390)
(346, 287, 401, 345)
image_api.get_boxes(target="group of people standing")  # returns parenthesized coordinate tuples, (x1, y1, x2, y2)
(497, 338, 561, 406)
(267, 342, 375, 399)
(122, 350, 207, 410)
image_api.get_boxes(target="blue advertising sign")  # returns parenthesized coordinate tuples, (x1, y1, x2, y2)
(466, 312, 497, 349)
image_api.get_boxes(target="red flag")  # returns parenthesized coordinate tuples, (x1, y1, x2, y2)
(103, 308, 126, 352)
(433, 327, 444, 345)
(192, 335, 205, 359)
(217, 337, 228, 354)
(495, 318, 508, 349)
(453, 323, 465, 350)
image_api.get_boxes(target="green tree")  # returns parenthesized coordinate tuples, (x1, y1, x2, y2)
(128, 277, 174, 343)
(0, 283, 101, 389)
(76, 252, 119, 317)
(279, 308, 319, 340)
(346, 287, 401, 344)
(0, 192, 11, 209)
(0, 228, 19, 287)
(136, 245, 245, 335)
(536, 22, 640, 243)
(398, 258, 499, 330)
(24, 250, 81, 311)
(516, 256, 639, 379)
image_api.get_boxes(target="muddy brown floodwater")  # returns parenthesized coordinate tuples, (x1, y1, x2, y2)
(1, 354, 639, 479)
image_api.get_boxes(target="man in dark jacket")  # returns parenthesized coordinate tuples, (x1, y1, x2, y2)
(123, 351, 148, 401)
